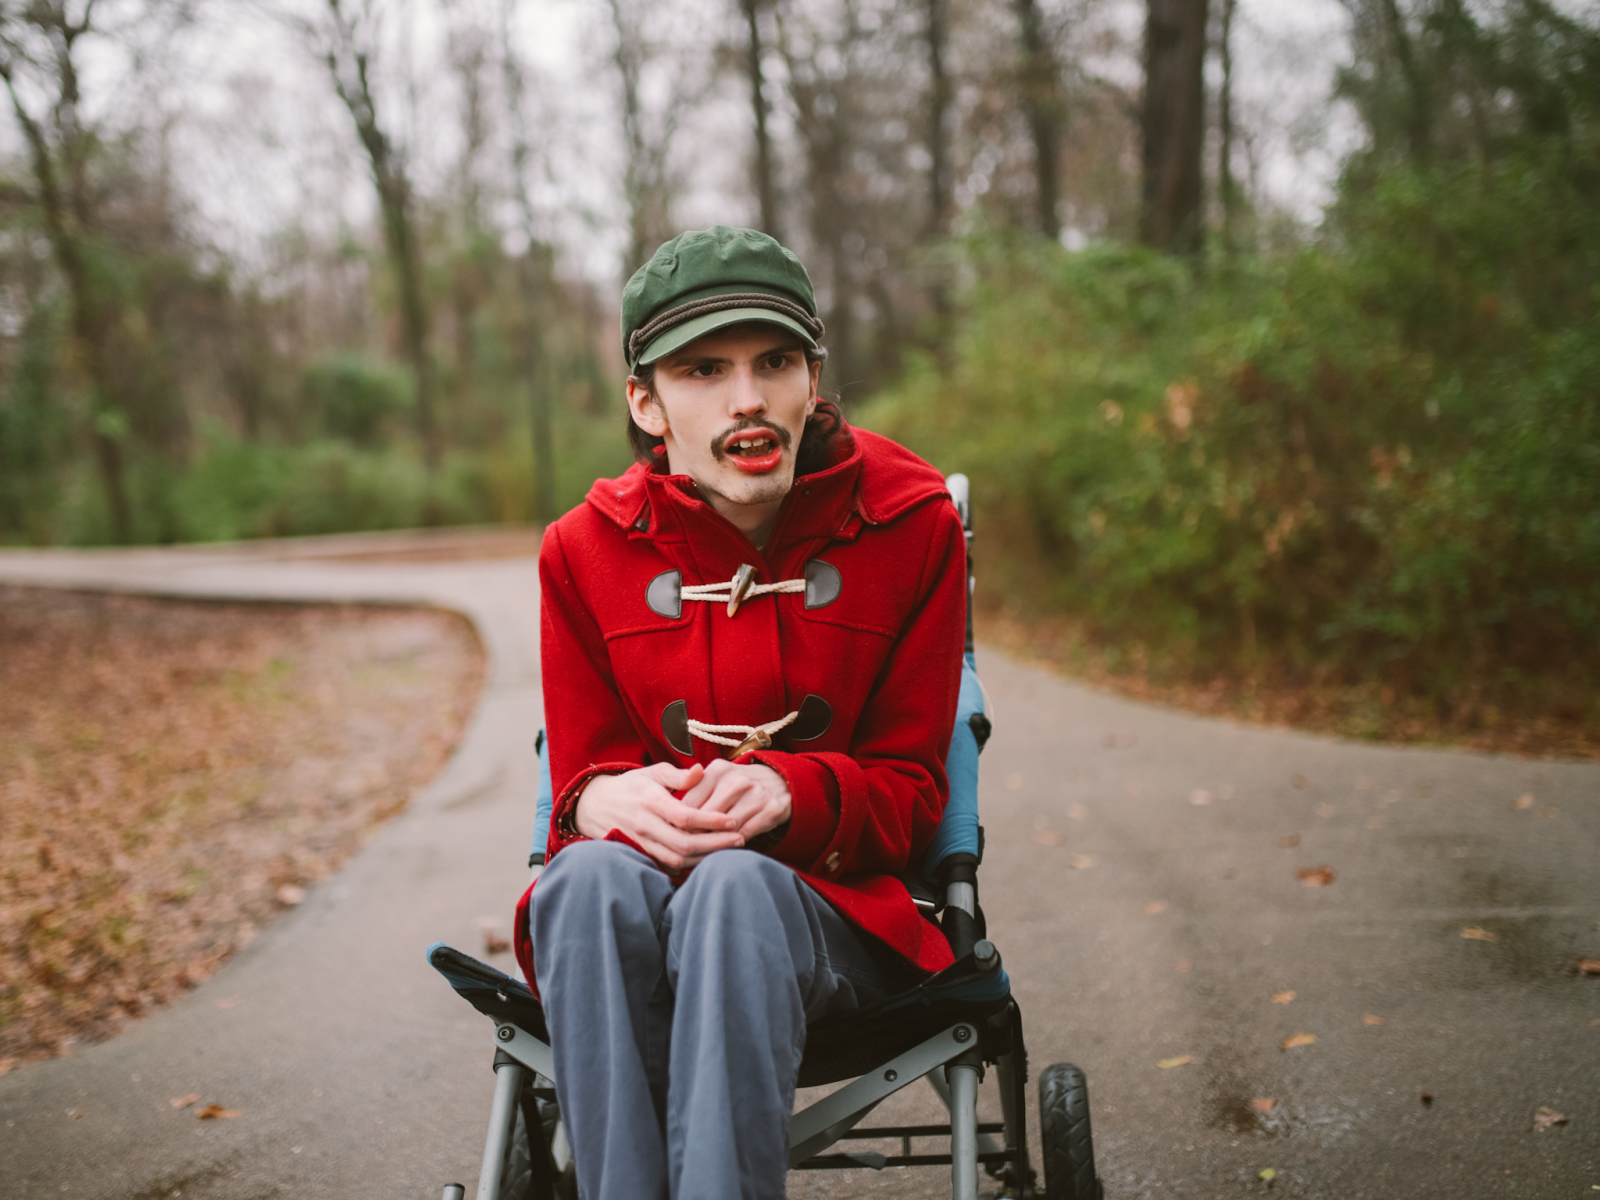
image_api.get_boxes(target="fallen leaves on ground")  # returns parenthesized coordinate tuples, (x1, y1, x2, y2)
(215, 997, 240, 1009)
(1175, 959, 1192, 972)
(1420, 1091, 1434, 1107)
(1251, 1098, 1276, 1114)
(1515, 793, 1535, 810)
(1363, 1014, 1385, 1025)
(0, 588, 485, 1067)
(1189, 789, 1212, 806)
(1314, 803, 1335, 818)
(1532, 1106, 1568, 1131)
(1156, 1055, 1192, 1069)
(1575, 958, 1600, 976)
(1069, 854, 1096, 870)
(1277, 834, 1300, 849)
(483, 929, 511, 955)
(1280, 1033, 1317, 1049)
(195, 1104, 241, 1120)
(170, 1093, 201, 1109)
(977, 610, 1600, 760)
(1258, 1168, 1277, 1182)
(1031, 829, 1064, 846)
(1297, 866, 1336, 887)
(275, 884, 307, 907)
(1461, 927, 1499, 942)
(1144, 901, 1168, 915)
(1272, 990, 1296, 1004)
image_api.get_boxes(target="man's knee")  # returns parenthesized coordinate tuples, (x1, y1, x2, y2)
(531, 840, 659, 926)
(678, 848, 794, 906)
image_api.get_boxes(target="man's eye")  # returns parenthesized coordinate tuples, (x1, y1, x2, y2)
(691, 364, 717, 377)
(765, 355, 790, 369)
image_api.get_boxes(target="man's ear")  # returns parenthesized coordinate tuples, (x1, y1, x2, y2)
(805, 359, 822, 418)
(627, 377, 669, 436)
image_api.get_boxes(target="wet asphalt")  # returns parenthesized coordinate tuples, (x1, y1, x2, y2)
(1, 535, 1596, 1199)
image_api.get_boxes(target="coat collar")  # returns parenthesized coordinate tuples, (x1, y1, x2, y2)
(582, 427, 949, 546)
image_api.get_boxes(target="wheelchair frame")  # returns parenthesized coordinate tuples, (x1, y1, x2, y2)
(430, 475, 1100, 1200)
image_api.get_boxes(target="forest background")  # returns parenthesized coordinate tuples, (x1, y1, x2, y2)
(0, 0, 1595, 739)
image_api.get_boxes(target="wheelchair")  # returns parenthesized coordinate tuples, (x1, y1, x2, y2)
(427, 475, 1103, 1200)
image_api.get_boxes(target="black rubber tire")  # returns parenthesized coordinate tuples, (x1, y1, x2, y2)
(498, 1096, 535, 1200)
(1039, 1062, 1103, 1200)
(499, 1094, 576, 1200)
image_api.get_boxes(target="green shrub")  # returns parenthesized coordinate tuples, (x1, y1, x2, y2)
(302, 354, 414, 446)
(863, 159, 1600, 707)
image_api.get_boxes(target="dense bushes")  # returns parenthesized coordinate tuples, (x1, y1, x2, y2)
(863, 153, 1600, 713)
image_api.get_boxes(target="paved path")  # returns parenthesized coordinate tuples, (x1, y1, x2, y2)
(2, 532, 1597, 1200)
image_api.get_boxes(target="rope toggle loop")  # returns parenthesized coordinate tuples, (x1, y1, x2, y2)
(681, 562, 805, 616)
(686, 709, 799, 758)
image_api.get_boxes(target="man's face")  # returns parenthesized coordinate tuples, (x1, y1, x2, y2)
(627, 324, 821, 526)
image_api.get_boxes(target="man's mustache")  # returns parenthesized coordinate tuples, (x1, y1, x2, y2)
(710, 418, 793, 462)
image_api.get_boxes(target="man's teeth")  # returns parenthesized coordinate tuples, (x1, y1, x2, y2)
(731, 438, 774, 456)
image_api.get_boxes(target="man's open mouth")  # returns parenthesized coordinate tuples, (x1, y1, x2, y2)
(720, 430, 785, 473)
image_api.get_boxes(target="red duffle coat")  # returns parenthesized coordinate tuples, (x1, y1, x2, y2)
(513, 427, 966, 987)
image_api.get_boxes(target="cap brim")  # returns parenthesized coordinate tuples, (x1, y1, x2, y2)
(635, 307, 817, 367)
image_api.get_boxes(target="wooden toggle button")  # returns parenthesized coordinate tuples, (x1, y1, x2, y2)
(729, 728, 774, 758)
(727, 563, 757, 617)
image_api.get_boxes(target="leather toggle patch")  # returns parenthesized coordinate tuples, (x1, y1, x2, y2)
(660, 700, 693, 754)
(804, 559, 842, 609)
(646, 570, 683, 619)
(787, 694, 833, 741)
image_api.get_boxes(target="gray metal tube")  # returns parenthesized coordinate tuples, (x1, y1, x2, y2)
(948, 1062, 980, 1200)
(945, 880, 976, 918)
(476, 1060, 529, 1200)
(996, 1050, 1020, 1153)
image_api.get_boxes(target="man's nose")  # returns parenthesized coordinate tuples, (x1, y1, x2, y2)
(726, 363, 766, 417)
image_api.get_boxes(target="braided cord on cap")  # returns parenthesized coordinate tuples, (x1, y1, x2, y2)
(629, 292, 824, 363)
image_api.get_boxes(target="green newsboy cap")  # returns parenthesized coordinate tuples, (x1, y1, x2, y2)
(621, 225, 824, 369)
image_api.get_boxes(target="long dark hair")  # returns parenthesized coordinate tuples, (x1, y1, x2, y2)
(626, 345, 853, 477)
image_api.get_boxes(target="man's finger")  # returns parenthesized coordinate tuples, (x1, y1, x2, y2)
(651, 761, 704, 792)
(649, 793, 739, 833)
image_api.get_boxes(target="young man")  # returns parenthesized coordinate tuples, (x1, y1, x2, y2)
(514, 225, 966, 1200)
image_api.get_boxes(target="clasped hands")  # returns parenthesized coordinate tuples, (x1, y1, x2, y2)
(572, 758, 791, 871)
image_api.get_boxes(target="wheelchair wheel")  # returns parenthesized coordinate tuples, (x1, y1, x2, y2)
(499, 1093, 577, 1200)
(1039, 1063, 1103, 1200)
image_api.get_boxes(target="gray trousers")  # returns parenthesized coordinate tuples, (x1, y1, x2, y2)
(529, 841, 913, 1200)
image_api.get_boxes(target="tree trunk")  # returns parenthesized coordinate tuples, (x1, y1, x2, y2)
(1, 37, 132, 542)
(324, 6, 440, 473)
(1140, 0, 1209, 254)
(1379, 0, 1430, 160)
(925, 0, 951, 241)
(1217, 0, 1237, 255)
(500, 0, 555, 523)
(1015, 0, 1062, 240)
(742, 0, 779, 238)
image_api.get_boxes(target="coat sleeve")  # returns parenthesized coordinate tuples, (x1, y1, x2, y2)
(749, 501, 966, 880)
(539, 521, 650, 860)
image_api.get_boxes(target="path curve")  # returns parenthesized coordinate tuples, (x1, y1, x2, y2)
(2, 532, 1598, 1200)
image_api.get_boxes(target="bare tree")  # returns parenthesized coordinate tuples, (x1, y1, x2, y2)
(499, 0, 554, 522)
(741, 0, 780, 238)
(924, 0, 951, 241)
(1216, 0, 1237, 252)
(607, 0, 693, 273)
(295, 0, 439, 470)
(0, 0, 133, 539)
(1140, 0, 1209, 253)
(1014, 0, 1063, 239)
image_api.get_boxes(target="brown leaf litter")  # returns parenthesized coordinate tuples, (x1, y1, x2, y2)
(0, 587, 483, 1067)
